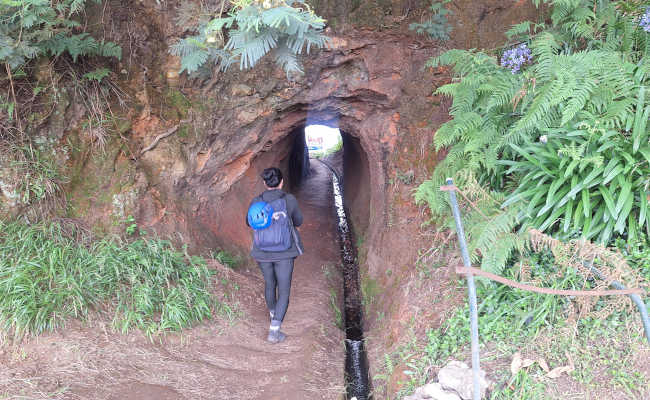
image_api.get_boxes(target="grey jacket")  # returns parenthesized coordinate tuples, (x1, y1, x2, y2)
(247, 189, 304, 261)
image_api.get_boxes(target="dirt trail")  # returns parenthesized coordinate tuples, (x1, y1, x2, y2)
(0, 161, 345, 400)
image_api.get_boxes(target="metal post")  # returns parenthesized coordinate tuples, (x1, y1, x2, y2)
(445, 178, 481, 400)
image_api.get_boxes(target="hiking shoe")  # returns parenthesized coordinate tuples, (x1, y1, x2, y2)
(267, 329, 286, 344)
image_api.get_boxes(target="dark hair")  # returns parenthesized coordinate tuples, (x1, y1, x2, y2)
(261, 167, 283, 188)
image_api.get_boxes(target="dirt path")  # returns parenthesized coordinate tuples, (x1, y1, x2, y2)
(0, 161, 345, 400)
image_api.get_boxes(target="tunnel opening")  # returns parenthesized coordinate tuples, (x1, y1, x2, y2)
(288, 124, 372, 400)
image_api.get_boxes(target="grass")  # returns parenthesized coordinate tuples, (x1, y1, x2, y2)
(0, 220, 225, 341)
(210, 249, 241, 270)
(375, 246, 649, 399)
(322, 262, 344, 330)
(329, 288, 344, 330)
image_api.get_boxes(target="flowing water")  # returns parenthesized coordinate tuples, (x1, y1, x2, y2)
(332, 173, 371, 400)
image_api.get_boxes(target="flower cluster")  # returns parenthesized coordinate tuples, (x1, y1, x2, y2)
(641, 7, 650, 33)
(500, 43, 532, 74)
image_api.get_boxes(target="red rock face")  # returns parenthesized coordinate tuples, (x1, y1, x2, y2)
(63, 0, 541, 262)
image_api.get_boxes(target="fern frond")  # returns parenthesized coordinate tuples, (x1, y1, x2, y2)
(174, 2, 327, 77)
(273, 42, 301, 76)
(227, 28, 279, 69)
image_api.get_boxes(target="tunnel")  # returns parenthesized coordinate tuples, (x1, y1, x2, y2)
(285, 124, 372, 236)
(207, 120, 373, 399)
(210, 120, 372, 259)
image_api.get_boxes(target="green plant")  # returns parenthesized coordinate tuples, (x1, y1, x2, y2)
(0, 0, 121, 69)
(394, 245, 648, 399)
(10, 144, 68, 205)
(328, 287, 343, 330)
(503, 113, 650, 244)
(416, 0, 650, 253)
(124, 215, 137, 235)
(211, 249, 240, 269)
(82, 67, 111, 82)
(615, 233, 650, 281)
(490, 369, 546, 399)
(170, 0, 328, 77)
(408, 0, 452, 41)
(0, 221, 223, 340)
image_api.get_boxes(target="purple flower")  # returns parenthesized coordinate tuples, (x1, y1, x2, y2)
(641, 7, 650, 33)
(501, 43, 532, 74)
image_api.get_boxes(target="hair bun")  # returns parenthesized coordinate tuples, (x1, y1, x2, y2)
(261, 167, 283, 187)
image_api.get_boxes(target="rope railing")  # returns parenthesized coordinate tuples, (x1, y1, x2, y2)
(441, 179, 650, 400)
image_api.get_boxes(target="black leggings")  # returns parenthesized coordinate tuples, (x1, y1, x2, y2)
(258, 258, 295, 322)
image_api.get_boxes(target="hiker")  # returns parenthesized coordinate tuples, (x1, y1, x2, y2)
(246, 167, 304, 344)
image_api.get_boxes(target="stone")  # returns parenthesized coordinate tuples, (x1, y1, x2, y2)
(231, 84, 254, 97)
(404, 382, 461, 400)
(420, 383, 462, 400)
(438, 361, 490, 400)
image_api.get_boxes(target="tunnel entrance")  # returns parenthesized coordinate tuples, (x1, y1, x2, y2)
(286, 124, 372, 400)
(211, 120, 373, 398)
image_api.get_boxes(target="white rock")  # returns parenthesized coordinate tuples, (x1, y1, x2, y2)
(438, 360, 490, 400)
(419, 383, 462, 400)
(404, 382, 462, 400)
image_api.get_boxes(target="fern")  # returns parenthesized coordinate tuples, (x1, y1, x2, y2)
(417, 0, 650, 262)
(172, 0, 328, 77)
(0, 0, 121, 70)
(408, 0, 453, 41)
(83, 67, 111, 82)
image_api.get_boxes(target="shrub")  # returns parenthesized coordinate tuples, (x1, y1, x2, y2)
(0, 221, 217, 340)
(416, 0, 650, 247)
(503, 114, 650, 244)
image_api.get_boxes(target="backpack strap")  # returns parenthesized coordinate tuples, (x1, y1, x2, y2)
(261, 191, 293, 227)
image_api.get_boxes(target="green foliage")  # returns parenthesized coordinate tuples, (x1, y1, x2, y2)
(10, 144, 68, 205)
(211, 248, 241, 269)
(416, 0, 650, 255)
(0, 221, 220, 340)
(504, 116, 650, 244)
(82, 67, 111, 82)
(408, 0, 452, 41)
(615, 233, 650, 281)
(0, 0, 121, 70)
(438, 172, 526, 276)
(170, 0, 328, 77)
(384, 249, 648, 399)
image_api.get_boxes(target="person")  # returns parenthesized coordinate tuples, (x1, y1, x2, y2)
(246, 167, 304, 343)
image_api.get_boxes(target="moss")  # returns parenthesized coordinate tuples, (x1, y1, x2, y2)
(114, 117, 132, 135)
(65, 133, 136, 226)
(177, 125, 190, 139)
(361, 269, 380, 311)
(163, 88, 193, 120)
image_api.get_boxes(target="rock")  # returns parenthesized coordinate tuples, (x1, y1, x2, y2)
(236, 108, 260, 124)
(438, 361, 490, 400)
(231, 84, 254, 97)
(404, 382, 461, 400)
(420, 383, 462, 400)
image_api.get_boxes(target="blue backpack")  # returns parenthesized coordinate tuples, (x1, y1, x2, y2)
(251, 194, 293, 252)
